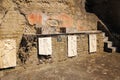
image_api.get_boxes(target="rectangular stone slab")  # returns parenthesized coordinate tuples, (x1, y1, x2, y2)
(68, 35, 77, 57)
(38, 37, 52, 55)
(0, 39, 16, 69)
(89, 34, 97, 53)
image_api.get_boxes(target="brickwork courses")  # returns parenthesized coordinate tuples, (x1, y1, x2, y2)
(0, 0, 104, 68)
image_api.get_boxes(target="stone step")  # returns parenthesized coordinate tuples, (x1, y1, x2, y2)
(103, 37, 108, 42)
(104, 46, 116, 53)
(101, 31, 117, 53)
(104, 41, 116, 52)
(109, 46, 116, 52)
(104, 41, 112, 47)
(104, 47, 112, 53)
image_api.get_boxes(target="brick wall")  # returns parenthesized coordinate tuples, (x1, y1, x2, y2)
(77, 34, 89, 56)
(0, 0, 104, 67)
(49, 32, 104, 62)
(97, 33, 104, 53)
(0, 9, 26, 51)
(52, 35, 67, 62)
(11, 31, 104, 66)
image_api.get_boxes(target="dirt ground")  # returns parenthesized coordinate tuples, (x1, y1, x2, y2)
(1, 52, 120, 80)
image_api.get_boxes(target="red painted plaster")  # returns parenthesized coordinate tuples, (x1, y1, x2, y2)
(77, 20, 88, 31)
(27, 13, 73, 28)
(51, 13, 73, 27)
(27, 13, 42, 25)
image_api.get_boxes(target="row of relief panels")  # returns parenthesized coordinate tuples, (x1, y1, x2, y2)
(0, 34, 97, 69)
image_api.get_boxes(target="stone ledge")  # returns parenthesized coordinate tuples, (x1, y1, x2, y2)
(24, 30, 102, 37)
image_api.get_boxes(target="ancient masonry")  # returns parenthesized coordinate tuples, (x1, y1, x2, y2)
(0, 0, 104, 69)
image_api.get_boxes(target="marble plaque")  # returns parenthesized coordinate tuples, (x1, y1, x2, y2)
(89, 34, 97, 53)
(0, 39, 16, 68)
(68, 35, 77, 57)
(38, 37, 52, 55)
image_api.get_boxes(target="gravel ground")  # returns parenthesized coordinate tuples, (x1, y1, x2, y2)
(1, 52, 120, 80)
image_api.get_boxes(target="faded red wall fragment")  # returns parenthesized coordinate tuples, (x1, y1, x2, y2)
(27, 13, 73, 27)
(51, 13, 73, 27)
(27, 13, 42, 25)
(77, 20, 88, 31)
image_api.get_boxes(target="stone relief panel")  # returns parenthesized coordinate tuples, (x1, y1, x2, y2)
(89, 34, 97, 53)
(38, 37, 52, 55)
(0, 39, 16, 68)
(68, 35, 77, 57)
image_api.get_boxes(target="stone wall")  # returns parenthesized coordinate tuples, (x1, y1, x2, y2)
(0, 0, 26, 51)
(0, 0, 104, 69)
(0, 9, 26, 50)
(35, 32, 104, 63)
(0, 31, 104, 68)
(13, 0, 99, 33)
(97, 33, 104, 53)
(77, 34, 89, 56)
(52, 35, 67, 62)
(0, 0, 100, 51)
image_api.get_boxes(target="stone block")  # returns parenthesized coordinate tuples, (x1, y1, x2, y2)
(0, 39, 16, 69)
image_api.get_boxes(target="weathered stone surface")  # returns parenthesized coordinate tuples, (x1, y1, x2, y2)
(0, 39, 16, 69)
(0, 0, 104, 68)
(96, 33, 104, 53)
(68, 35, 77, 57)
(77, 34, 89, 55)
(52, 35, 67, 62)
(38, 37, 52, 55)
(89, 34, 97, 53)
(0, 0, 100, 52)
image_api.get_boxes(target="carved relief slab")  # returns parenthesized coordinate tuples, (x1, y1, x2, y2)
(38, 37, 52, 55)
(0, 39, 16, 69)
(68, 35, 77, 57)
(89, 34, 97, 53)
